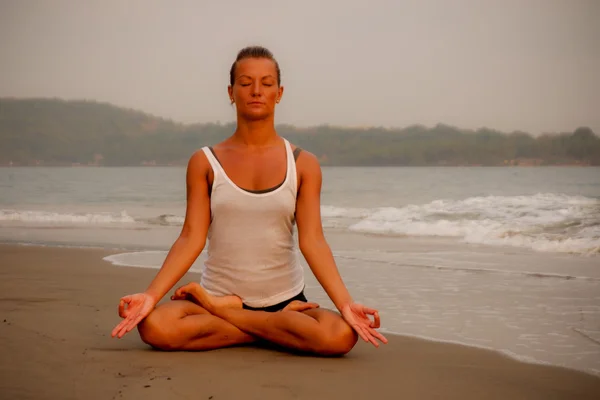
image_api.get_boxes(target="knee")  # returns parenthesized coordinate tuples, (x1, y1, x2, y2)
(137, 310, 181, 351)
(317, 320, 358, 356)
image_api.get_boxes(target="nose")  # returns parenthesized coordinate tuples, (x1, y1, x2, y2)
(251, 81, 262, 96)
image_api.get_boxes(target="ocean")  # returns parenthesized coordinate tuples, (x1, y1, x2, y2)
(1, 166, 599, 375)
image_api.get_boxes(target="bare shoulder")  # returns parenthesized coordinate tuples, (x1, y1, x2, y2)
(188, 148, 210, 167)
(290, 143, 321, 180)
(186, 149, 211, 182)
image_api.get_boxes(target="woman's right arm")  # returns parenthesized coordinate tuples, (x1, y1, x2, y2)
(111, 151, 211, 338)
(144, 150, 212, 303)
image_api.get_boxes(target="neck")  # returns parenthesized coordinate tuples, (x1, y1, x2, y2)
(232, 117, 279, 147)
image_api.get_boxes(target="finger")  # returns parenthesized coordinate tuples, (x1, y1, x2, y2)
(117, 326, 129, 339)
(175, 286, 190, 298)
(111, 322, 124, 337)
(171, 293, 184, 300)
(362, 306, 379, 315)
(177, 282, 194, 292)
(370, 311, 381, 329)
(304, 302, 320, 309)
(359, 325, 380, 348)
(353, 324, 369, 343)
(123, 314, 145, 335)
(117, 316, 138, 338)
(121, 306, 153, 338)
(185, 293, 196, 301)
(171, 292, 186, 301)
(118, 299, 126, 318)
(116, 311, 141, 338)
(366, 332, 380, 348)
(114, 318, 131, 338)
(111, 318, 131, 338)
(367, 326, 388, 344)
(118, 296, 131, 318)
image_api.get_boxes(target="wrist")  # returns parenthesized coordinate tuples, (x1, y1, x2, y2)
(334, 297, 353, 312)
(144, 290, 161, 305)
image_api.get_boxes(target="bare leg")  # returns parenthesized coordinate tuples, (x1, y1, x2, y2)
(137, 300, 255, 351)
(189, 288, 358, 356)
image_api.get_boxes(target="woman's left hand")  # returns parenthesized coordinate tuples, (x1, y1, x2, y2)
(340, 302, 388, 347)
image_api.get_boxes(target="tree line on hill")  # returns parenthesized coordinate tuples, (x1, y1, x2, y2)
(1, 98, 598, 166)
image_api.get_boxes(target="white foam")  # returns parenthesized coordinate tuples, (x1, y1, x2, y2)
(163, 215, 184, 225)
(320, 205, 369, 219)
(3, 240, 115, 251)
(346, 193, 600, 255)
(148, 214, 185, 226)
(1, 205, 364, 227)
(103, 250, 205, 272)
(5, 193, 599, 255)
(468, 234, 600, 256)
(103, 251, 167, 268)
(0, 209, 135, 224)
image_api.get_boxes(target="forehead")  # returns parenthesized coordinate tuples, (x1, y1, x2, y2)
(235, 57, 277, 78)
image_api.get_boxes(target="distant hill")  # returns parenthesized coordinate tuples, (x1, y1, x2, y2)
(0, 98, 222, 165)
(1, 98, 598, 166)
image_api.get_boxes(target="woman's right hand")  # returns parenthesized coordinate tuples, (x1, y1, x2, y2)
(111, 292, 156, 338)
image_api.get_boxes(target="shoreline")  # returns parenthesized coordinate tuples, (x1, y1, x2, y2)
(1, 244, 599, 399)
(97, 246, 599, 376)
(3, 239, 600, 377)
(2, 242, 600, 377)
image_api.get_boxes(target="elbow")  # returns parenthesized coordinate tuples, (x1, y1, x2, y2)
(299, 240, 309, 257)
(298, 235, 312, 255)
(194, 238, 206, 254)
(179, 228, 206, 254)
(298, 235, 327, 257)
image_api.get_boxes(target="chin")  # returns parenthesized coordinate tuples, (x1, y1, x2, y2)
(240, 110, 273, 121)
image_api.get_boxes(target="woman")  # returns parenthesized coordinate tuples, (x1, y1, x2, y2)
(111, 46, 388, 355)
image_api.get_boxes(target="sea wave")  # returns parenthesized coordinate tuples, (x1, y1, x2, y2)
(0, 209, 135, 224)
(147, 214, 185, 226)
(321, 205, 369, 219)
(3, 193, 599, 255)
(346, 193, 600, 255)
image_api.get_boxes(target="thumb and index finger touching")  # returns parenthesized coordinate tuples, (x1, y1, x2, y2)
(118, 295, 134, 318)
(348, 304, 387, 346)
(113, 294, 147, 338)
(359, 305, 382, 329)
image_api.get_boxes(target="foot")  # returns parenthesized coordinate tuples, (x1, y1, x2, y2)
(190, 287, 242, 315)
(282, 300, 320, 312)
(172, 282, 243, 312)
(208, 293, 243, 311)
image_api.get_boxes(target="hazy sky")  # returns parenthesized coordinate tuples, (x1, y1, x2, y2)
(1, 0, 599, 134)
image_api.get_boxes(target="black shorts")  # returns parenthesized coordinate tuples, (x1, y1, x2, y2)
(242, 290, 307, 313)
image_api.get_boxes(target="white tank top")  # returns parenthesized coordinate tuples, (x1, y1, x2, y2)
(199, 139, 305, 308)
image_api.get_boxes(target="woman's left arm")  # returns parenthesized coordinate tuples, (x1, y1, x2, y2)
(295, 151, 388, 347)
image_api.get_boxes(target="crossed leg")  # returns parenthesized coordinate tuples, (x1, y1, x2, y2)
(138, 291, 358, 356)
(138, 300, 255, 351)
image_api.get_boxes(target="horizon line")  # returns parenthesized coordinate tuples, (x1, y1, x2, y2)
(0, 96, 594, 136)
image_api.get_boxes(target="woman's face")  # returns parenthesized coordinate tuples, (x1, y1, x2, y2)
(229, 57, 283, 121)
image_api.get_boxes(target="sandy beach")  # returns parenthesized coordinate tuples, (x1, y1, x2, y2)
(0, 245, 599, 400)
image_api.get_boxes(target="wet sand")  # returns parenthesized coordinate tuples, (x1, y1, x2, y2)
(1, 245, 599, 399)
